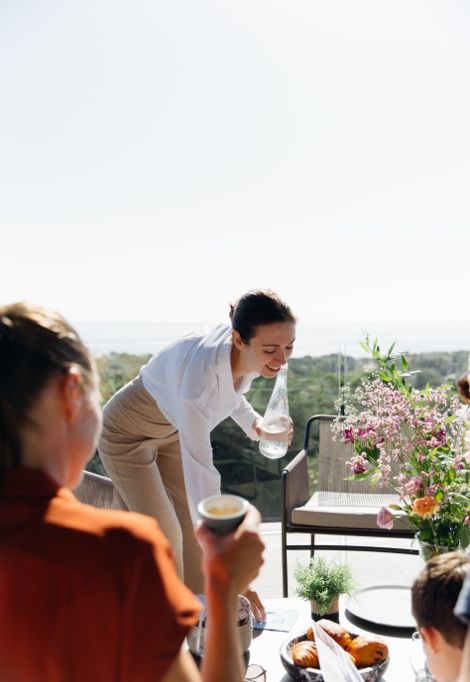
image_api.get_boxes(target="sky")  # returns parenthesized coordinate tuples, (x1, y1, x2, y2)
(1, 0, 469, 328)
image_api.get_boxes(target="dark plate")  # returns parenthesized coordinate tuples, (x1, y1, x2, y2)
(280, 633, 390, 682)
(346, 585, 415, 633)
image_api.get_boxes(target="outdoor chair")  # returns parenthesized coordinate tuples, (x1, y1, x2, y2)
(281, 414, 418, 597)
(74, 470, 123, 510)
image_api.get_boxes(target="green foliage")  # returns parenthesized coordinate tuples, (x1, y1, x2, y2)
(96, 352, 151, 405)
(90, 348, 469, 521)
(360, 336, 418, 394)
(87, 451, 107, 476)
(294, 557, 357, 615)
(87, 352, 152, 477)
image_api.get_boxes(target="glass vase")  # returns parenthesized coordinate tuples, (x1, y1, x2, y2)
(417, 538, 455, 562)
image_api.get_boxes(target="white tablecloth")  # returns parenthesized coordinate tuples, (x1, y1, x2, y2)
(248, 597, 417, 681)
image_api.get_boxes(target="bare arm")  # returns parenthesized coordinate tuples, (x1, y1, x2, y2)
(198, 506, 265, 682)
(162, 647, 202, 682)
(160, 594, 247, 682)
(162, 506, 265, 682)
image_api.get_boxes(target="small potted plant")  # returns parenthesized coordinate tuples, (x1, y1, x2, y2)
(294, 556, 357, 623)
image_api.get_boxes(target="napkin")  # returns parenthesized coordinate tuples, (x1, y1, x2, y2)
(253, 609, 298, 632)
(311, 621, 363, 682)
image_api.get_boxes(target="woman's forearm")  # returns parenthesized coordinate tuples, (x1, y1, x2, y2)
(196, 505, 265, 682)
(200, 582, 244, 682)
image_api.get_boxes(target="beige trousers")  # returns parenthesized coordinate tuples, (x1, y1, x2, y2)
(98, 375, 204, 593)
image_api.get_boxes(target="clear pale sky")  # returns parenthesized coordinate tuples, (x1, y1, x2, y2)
(1, 0, 469, 326)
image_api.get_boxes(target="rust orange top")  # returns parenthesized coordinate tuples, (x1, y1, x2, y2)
(0, 468, 201, 682)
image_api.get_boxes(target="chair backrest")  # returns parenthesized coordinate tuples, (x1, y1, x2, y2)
(74, 470, 123, 510)
(313, 415, 396, 497)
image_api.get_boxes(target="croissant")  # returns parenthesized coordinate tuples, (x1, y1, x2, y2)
(315, 619, 351, 648)
(291, 640, 319, 668)
(346, 636, 389, 668)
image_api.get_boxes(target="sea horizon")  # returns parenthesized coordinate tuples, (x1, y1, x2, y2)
(77, 319, 470, 360)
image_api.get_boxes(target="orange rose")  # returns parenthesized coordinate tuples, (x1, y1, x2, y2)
(412, 496, 439, 518)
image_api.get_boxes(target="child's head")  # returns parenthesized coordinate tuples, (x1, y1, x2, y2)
(457, 371, 470, 403)
(411, 551, 469, 682)
(0, 302, 100, 487)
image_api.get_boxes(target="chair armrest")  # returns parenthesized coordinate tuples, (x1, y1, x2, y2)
(282, 449, 310, 516)
(74, 470, 116, 509)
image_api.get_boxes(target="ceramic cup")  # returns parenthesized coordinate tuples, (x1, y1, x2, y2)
(187, 594, 253, 656)
(197, 494, 249, 535)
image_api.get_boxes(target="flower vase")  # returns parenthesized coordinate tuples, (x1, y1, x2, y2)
(310, 596, 340, 623)
(417, 538, 454, 563)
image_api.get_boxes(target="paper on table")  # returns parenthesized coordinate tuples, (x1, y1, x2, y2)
(312, 621, 363, 682)
(252, 609, 299, 632)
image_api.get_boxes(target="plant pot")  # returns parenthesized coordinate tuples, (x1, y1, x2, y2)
(310, 595, 340, 623)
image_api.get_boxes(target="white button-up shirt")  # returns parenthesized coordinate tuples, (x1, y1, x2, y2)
(140, 324, 261, 521)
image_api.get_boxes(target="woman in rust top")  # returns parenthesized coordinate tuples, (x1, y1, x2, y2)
(0, 303, 264, 682)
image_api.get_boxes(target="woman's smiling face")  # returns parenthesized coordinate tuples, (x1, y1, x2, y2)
(233, 321, 296, 378)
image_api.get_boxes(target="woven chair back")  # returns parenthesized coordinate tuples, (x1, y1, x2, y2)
(316, 416, 397, 505)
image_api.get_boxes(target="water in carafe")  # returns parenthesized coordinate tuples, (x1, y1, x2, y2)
(259, 364, 290, 460)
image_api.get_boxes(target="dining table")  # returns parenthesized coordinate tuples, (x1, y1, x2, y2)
(246, 596, 421, 681)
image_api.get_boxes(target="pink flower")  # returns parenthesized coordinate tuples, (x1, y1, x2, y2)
(402, 476, 423, 495)
(377, 507, 394, 530)
(348, 455, 368, 475)
(331, 343, 470, 544)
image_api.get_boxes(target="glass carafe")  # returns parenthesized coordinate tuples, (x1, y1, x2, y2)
(259, 364, 290, 459)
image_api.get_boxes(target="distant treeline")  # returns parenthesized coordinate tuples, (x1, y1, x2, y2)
(90, 349, 469, 520)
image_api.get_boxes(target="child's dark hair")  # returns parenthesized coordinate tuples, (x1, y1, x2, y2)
(229, 289, 296, 343)
(457, 372, 470, 403)
(0, 302, 95, 474)
(411, 551, 469, 648)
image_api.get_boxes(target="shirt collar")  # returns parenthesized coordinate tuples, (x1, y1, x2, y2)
(0, 468, 73, 500)
(217, 333, 259, 400)
(217, 332, 237, 402)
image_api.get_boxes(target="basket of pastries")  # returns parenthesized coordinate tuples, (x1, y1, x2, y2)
(280, 619, 389, 681)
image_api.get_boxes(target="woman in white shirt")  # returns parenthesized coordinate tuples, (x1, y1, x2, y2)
(98, 290, 295, 617)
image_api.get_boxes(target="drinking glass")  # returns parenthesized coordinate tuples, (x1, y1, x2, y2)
(244, 663, 266, 681)
(409, 631, 433, 681)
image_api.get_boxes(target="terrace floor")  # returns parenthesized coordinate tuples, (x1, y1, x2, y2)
(252, 523, 421, 598)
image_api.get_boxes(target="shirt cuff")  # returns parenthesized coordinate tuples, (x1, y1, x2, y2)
(245, 411, 262, 441)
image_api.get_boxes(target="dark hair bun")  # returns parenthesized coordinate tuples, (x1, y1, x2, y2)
(230, 289, 295, 342)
